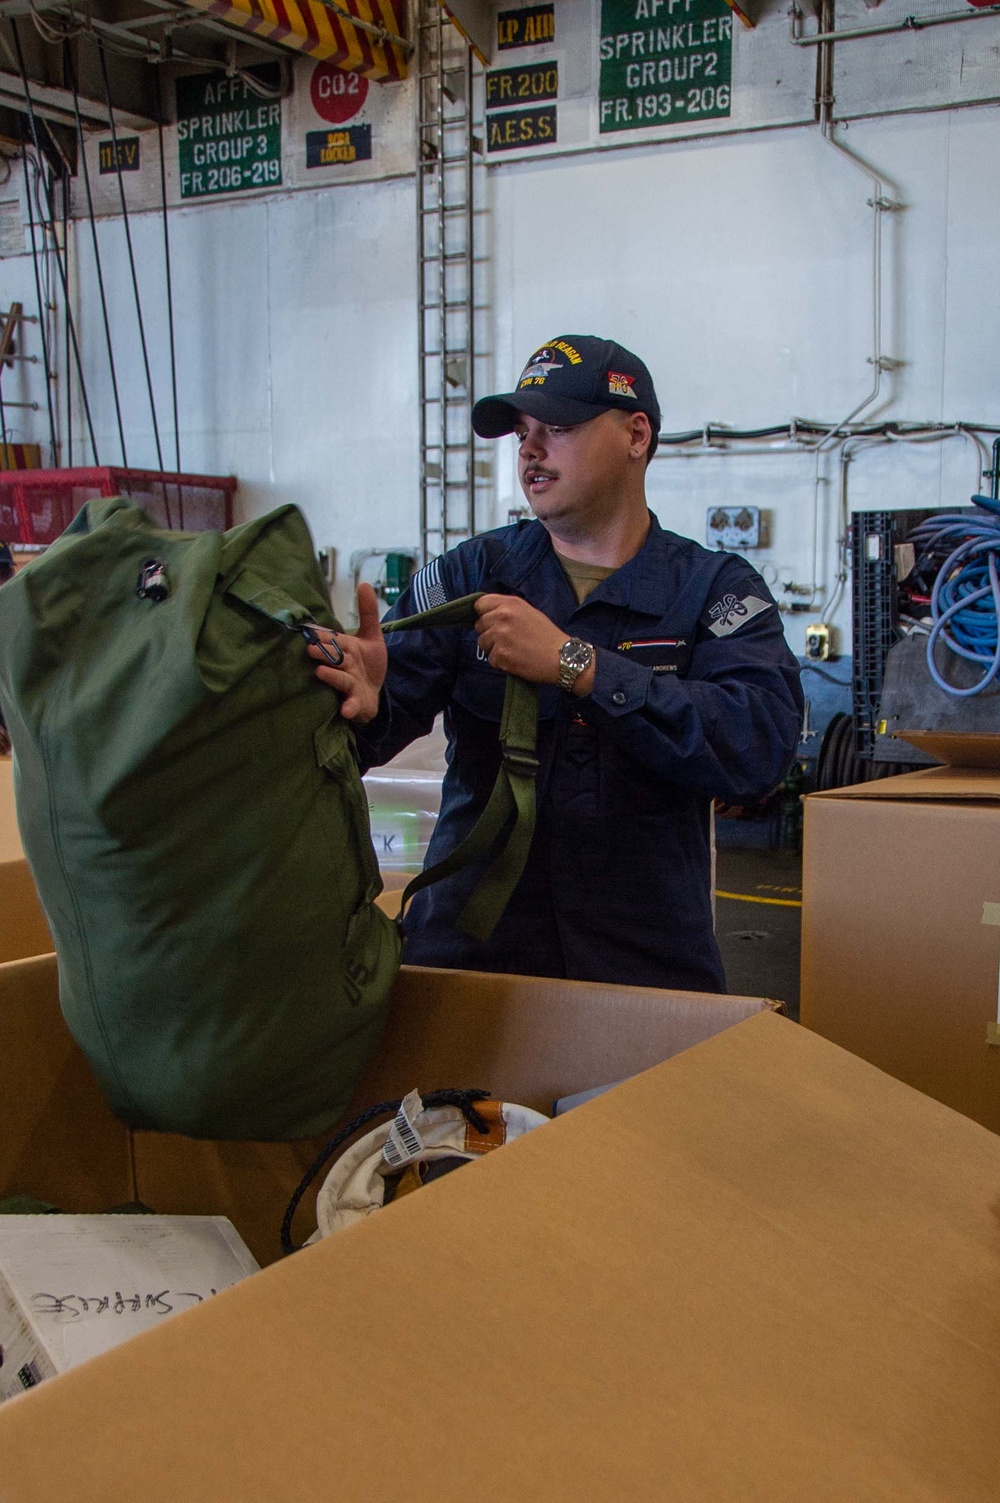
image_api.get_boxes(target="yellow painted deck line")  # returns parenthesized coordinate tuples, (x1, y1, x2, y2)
(715, 890, 803, 909)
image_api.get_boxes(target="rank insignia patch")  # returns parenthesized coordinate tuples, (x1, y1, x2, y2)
(707, 594, 772, 637)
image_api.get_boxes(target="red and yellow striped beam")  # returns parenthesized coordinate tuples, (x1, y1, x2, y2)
(188, 0, 409, 80)
(0, 444, 41, 471)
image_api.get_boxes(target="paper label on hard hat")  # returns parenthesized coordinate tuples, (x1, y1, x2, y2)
(383, 1089, 426, 1169)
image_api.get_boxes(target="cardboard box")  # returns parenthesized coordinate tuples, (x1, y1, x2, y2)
(1, 1011, 1000, 1498)
(364, 719, 446, 877)
(0, 1215, 258, 1401)
(363, 767, 441, 876)
(0, 758, 51, 963)
(801, 745, 1000, 1132)
(0, 951, 778, 1267)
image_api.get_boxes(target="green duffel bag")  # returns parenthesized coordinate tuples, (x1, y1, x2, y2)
(0, 498, 406, 1140)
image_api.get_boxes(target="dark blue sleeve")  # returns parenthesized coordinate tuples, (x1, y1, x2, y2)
(582, 559, 803, 803)
(351, 555, 468, 774)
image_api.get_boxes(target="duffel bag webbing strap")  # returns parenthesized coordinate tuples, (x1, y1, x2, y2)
(382, 593, 487, 634)
(382, 593, 540, 942)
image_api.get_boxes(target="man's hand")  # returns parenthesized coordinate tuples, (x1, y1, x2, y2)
(475, 594, 595, 695)
(307, 582, 387, 722)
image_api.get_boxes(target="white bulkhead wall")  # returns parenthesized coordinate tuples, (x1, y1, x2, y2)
(0, 0, 996, 652)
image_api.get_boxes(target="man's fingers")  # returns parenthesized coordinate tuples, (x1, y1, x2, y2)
(312, 664, 354, 694)
(356, 581, 383, 640)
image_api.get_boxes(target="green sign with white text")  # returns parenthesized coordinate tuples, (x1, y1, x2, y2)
(176, 65, 282, 200)
(599, 0, 732, 134)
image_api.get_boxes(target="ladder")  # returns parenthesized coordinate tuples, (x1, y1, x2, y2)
(0, 303, 43, 465)
(415, 0, 486, 562)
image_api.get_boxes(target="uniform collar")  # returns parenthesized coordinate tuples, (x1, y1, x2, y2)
(492, 512, 670, 618)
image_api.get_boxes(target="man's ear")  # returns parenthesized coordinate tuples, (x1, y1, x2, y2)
(627, 410, 652, 459)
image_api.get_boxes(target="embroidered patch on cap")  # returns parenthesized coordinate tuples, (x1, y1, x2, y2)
(519, 347, 564, 388)
(707, 593, 773, 637)
(608, 371, 636, 398)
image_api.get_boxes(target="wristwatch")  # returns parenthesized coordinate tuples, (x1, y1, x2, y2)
(558, 637, 595, 692)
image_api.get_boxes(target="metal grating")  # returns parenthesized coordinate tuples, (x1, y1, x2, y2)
(0, 467, 237, 544)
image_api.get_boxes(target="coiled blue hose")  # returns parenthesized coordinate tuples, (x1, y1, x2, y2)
(909, 497, 1000, 698)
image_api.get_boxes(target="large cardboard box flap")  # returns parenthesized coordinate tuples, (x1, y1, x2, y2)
(2, 953, 778, 1265)
(0, 760, 51, 962)
(811, 762, 1000, 803)
(2, 1012, 999, 1500)
(894, 729, 1000, 771)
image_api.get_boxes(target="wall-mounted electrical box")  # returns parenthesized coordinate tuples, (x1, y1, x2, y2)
(706, 505, 763, 550)
(805, 623, 832, 661)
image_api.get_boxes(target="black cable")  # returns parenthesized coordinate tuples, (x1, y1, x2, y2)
(801, 661, 852, 687)
(18, 136, 58, 465)
(62, 162, 70, 465)
(154, 71, 180, 476)
(96, 36, 164, 471)
(66, 41, 128, 467)
(154, 68, 179, 528)
(836, 716, 856, 789)
(0, 330, 9, 450)
(11, 20, 98, 463)
(279, 1088, 491, 1255)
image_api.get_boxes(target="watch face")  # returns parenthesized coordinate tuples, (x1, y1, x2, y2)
(561, 639, 593, 671)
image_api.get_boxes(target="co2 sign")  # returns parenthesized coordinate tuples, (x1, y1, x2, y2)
(310, 61, 369, 124)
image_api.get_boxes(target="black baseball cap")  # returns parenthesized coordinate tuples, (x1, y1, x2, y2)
(472, 335, 661, 453)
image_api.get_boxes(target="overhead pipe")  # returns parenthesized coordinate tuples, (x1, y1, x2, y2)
(790, 2, 1000, 47)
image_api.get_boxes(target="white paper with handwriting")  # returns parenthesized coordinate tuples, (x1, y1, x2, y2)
(0, 1215, 258, 1397)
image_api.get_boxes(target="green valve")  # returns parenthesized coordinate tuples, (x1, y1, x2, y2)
(383, 553, 414, 605)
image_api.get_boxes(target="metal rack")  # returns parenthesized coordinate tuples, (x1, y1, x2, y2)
(415, 0, 485, 562)
(850, 508, 940, 759)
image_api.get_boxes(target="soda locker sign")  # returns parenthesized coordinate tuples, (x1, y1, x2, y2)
(176, 66, 282, 200)
(599, 0, 733, 134)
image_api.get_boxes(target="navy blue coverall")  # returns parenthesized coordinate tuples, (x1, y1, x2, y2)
(354, 514, 803, 992)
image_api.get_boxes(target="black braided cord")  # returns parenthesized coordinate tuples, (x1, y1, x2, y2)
(280, 1088, 491, 1255)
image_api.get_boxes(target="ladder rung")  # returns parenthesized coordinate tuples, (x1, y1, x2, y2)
(420, 204, 470, 216)
(420, 252, 470, 264)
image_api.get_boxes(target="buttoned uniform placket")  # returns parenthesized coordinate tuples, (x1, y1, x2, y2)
(354, 513, 803, 990)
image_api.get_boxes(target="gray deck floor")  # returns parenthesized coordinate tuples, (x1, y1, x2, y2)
(715, 848, 803, 1020)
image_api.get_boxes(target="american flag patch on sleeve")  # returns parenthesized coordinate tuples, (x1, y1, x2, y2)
(410, 558, 449, 613)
